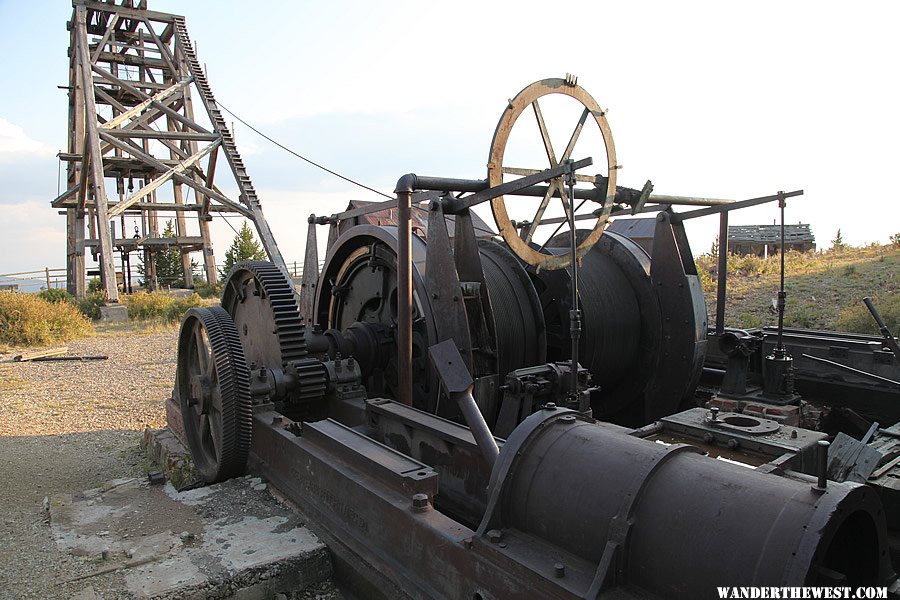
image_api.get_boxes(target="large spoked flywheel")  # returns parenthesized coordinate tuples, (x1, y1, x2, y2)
(489, 76, 618, 271)
(177, 306, 252, 483)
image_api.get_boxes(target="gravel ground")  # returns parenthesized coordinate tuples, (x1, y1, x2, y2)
(0, 322, 342, 599)
(0, 324, 176, 598)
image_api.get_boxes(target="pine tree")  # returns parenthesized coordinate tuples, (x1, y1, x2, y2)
(219, 221, 268, 279)
(137, 220, 195, 288)
(709, 234, 719, 258)
(831, 228, 846, 251)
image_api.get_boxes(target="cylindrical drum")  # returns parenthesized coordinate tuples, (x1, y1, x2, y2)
(487, 410, 893, 598)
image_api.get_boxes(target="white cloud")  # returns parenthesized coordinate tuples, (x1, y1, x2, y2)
(0, 200, 65, 274)
(0, 118, 54, 158)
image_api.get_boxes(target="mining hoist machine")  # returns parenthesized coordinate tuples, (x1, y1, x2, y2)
(168, 72, 898, 600)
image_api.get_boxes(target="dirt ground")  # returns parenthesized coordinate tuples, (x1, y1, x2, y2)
(0, 322, 341, 599)
(0, 324, 175, 598)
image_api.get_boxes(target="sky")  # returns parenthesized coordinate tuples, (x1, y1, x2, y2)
(1, 0, 898, 281)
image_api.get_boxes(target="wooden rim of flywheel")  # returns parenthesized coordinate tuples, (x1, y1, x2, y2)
(488, 77, 617, 270)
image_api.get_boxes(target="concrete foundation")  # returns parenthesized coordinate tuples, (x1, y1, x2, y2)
(49, 475, 333, 599)
(98, 304, 129, 323)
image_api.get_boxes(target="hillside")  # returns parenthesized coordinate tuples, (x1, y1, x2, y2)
(697, 243, 899, 335)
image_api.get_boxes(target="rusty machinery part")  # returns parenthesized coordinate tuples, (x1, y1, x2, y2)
(316, 225, 436, 407)
(528, 230, 663, 423)
(289, 358, 329, 403)
(220, 260, 308, 371)
(315, 225, 545, 415)
(476, 239, 546, 390)
(477, 408, 894, 596)
(488, 77, 617, 271)
(176, 307, 252, 483)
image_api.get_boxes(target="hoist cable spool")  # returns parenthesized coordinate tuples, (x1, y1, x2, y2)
(316, 226, 436, 407)
(176, 306, 252, 482)
(476, 240, 546, 385)
(488, 77, 617, 271)
(529, 230, 663, 422)
(220, 261, 307, 369)
(315, 226, 547, 415)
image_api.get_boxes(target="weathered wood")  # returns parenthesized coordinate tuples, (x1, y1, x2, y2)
(76, 1, 177, 26)
(83, 236, 204, 247)
(98, 131, 250, 217)
(76, 6, 118, 302)
(68, 30, 87, 298)
(100, 77, 190, 130)
(199, 146, 218, 284)
(141, 17, 178, 75)
(89, 13, 119, 63)
(14, 347, 68, 362)
(106, 139, 220, 217)
(298, 221, 319, 322)
(103, 129, 217, 141)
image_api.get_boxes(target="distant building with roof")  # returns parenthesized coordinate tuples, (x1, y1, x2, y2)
(727, 224, 815, 257)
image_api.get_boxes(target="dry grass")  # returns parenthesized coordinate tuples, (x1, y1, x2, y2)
(698, 244, 899, 332)
(0, 291, 94, 347)
(120, 290, 209, 322)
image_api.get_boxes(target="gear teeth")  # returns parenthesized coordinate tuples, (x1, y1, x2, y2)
(221, 260, 308, 364)
(291, 358, 328, 401)
(176, 306, 252, 483)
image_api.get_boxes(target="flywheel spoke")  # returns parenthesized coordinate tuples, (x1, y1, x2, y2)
(532, 99, 558, 166)
(525, 183, 557, 243)
(560, 107, 589, 163)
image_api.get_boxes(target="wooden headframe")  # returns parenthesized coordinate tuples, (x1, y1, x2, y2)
(55, 0, 288, 299)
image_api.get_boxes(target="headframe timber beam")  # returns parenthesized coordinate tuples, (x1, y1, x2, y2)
(57, 0, 288, 298)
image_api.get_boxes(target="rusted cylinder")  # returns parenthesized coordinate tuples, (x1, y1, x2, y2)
(487, 411, 894, 597)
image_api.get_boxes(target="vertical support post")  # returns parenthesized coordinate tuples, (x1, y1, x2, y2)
(395, 176, 415, 407)
(147, 187, 159, 290)
(298, 217, 320, 323)
(75, 6, 118, 302)
(715, 210, 728, 335)
(198, 148, 219, 284)
(45, 268, 52, 291)
(775, 191, 787, 354)
(564, 160, 581, 405)
(168, 105, 193, 288)
(67, 27, 86, 298)
(67, 208, 86, 297)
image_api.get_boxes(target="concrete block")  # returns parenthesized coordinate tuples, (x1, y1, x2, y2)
(49, 476, 332, 599)
(98, 304, 129, 323)
(141, 427, 199, 490)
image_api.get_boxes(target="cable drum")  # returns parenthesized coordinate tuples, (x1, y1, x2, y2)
(529, 230, 660, 422)
(478, 241, 546, 382)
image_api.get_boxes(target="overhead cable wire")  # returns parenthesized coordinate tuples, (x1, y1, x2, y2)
(216, 100, 497, 237)
(217, 101, 394, 200)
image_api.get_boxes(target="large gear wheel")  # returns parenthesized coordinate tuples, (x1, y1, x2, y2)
(176, 306, 252, 483)
(220, 261, 307, 370)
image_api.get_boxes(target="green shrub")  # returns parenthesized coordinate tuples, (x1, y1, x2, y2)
(193, 280, 223, 299)
(835, 295, 900, 335)
(697, 267, 715, 295)
(38, 289, 75, 304)
(122, 291, 205, 322)
(77, 292, 106, 321)
(0, 291, 94, 346)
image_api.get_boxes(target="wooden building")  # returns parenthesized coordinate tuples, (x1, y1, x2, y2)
(727, 224, 815, 257)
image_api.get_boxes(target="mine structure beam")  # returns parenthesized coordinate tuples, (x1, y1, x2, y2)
(57, 1, 287, 298)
